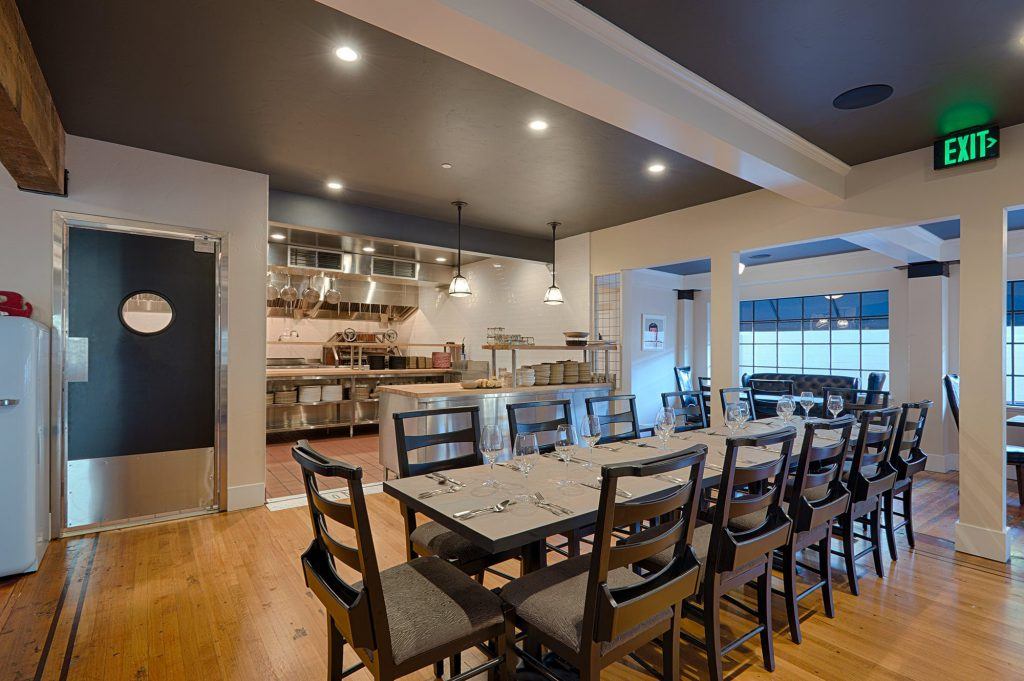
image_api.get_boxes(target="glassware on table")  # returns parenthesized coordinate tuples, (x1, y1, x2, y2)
(725, 403, 743, 435)
(826, 394, 844, 419)
(480, 424, 504, 488)
(655, 406, 676, 449)
(735, 401, 751, 429)
(579, 414, 602, 469)
(554, 424, 577, 486)
(776, 395, 796, 423)
(514, 432, 539, 481)
(799, 391, 815, 419)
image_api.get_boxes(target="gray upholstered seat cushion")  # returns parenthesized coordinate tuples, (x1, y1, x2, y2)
(368, 557, 504, 665)
(500, 555, 671, 654)
(410, 521, 490, 564)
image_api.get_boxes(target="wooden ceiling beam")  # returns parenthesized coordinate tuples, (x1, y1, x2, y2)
(0, 0, 65, 195)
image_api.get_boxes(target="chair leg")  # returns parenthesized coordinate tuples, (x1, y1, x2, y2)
(903, 484, 916, 549)
(434, 661, 444, 678)
(870, 507, 885, 578)
(758, 562, 775, 672)
(1016, 465, 1024, 504)
(840, 518, 859, 596)
(703, 580, 724, 681)
(781, 547, 801, 644)
(328, 616, 345, 681)
(661, 606, 681, 681)
(568, 530, 581, 558)
(883, 490, 899, 561)
(502, 614, 518, 680)
(450, 652, 461, 677)
(819, 528, 836, 618)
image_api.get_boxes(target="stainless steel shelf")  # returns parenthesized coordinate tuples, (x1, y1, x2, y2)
(266, 399, 350, 408)
(266, 421, 354, 434)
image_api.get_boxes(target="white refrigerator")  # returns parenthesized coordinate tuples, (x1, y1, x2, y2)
(0, 316, 50, 576)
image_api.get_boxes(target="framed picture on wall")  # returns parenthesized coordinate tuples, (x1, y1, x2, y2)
(641, 313, 667, 351)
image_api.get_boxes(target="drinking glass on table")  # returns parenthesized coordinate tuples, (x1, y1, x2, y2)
(554, 424, 577, 486)
(799, 391, 815, 419)
(655, 407, 676, 449)
(776, 395, 796, 423)
(578, 414, 602, 469)
(480, 424, 503, 488)
(826, 394, 844, 419)
(725, 403, 743, 435)
(514, 433, 539, 481)
(735, 401, 751, 429)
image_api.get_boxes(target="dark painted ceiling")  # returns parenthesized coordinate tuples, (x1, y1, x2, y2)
(653, 238, 866, 275)
(577, 0, 1024, 165)
(17, 0, 756, 239)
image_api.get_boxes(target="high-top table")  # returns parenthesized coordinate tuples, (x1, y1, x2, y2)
(384, 417, 837, 572)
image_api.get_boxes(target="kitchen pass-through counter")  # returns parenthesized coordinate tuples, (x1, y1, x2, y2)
(377, 382, 612, 478)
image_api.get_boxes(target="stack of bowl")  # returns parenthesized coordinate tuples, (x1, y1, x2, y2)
(516, 367, 536, 387)
(548, 362, 564, 385)
(321, 384, 345, 402)
(274, 389, 298, 405)
(298, 385, 323, 404)
(562, 361, 579, 384)
(578, 363, 593, 383)
(563, 331, 590, 347)
(532, 364, 551, 386)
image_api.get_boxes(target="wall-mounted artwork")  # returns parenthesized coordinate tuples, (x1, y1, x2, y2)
(641, 313, 667, 351)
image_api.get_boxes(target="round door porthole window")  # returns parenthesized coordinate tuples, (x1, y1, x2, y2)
(119, 291, 175, 335)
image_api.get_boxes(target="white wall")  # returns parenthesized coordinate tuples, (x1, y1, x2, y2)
(0, 135, 269, 512)
(620, 268, 684, 422)
(404, 233, 592, 370)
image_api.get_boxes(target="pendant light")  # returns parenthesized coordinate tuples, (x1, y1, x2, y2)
(448, 200, 471, 297)
(543, 221, 564, 305)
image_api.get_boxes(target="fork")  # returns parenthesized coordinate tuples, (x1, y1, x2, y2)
(579, 481, 633, 498)
(428, 472, 463, 486)
(533, 492, 572, 515)
(418, 485, 460, 499)
(453, 499, 511, 519)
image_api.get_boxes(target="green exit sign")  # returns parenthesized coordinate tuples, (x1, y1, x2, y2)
(934, 124, 999, 169)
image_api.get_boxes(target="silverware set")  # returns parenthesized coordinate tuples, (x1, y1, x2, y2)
(532, 492, 573, 516)
(579, 480, 633, 498)
(419, 472, 466, 498)
(452, 500, 512, 519)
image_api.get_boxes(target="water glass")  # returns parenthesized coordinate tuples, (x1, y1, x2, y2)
(827, 395, 844, 419)
(555, 424, 577, 485)
(776, 395, 796, 422)
(514, 432, 539, 482)
(480, 424, 503, 488)
(725, 404, 743, 434)
(799, 391, 815, 418)
(655, 407, 676, 449)
(579, 414, 602, 469)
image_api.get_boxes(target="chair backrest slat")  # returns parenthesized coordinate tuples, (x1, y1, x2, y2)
(719, 387, 755, 419)
(891, 401, 932, 479)
(582, 447, 707, 645)
(788, 416, 854, 532)
(847, 406, 902, 502)
(661, 391, 707, 430)
(507, 399, 572, 454)
(943, 373, 960, 428)
(585, 395, 642, 443)
(393, 406, 482, 478)
(823, 387, 891, 417)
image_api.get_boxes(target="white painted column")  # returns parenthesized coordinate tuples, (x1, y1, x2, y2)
(955, 207, 1009, 562)
(906, 268, 955, 471)
(692, 290, 711, 378)
(709, 250, 740, 426)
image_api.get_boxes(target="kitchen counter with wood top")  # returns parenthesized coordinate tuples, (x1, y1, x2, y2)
(266, 367, 452, 378)
(377, 381, 613, 475)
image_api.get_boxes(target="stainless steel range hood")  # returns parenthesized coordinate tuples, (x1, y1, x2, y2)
(267, 242, 447, 322)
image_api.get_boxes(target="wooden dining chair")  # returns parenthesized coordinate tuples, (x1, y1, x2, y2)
(661, 390, 707, 431)
(507, 399, 589, 558)
(774, 416, 854, 644)
(698, 377, 713, 424)
(822, 387, 890, 417)
(719, 386, 756, 420)
(675, 365, 694, 392)
(830, 406, 901, 596)
(393, 406, 518, 580)
(748, 378, 796, 419)
(883, 401, 932, 559)
(643, 427, 797, 681)
(945, 373, 1024, 504)
(584, 394, 653, 443)
(292, 441, 508, 681)
(500, 445, 707, 681)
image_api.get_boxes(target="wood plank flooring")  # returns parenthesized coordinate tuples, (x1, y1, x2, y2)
(1, 474, 1022, 680)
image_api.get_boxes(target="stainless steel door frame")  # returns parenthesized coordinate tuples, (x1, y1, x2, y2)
(51, 211, 229, 536)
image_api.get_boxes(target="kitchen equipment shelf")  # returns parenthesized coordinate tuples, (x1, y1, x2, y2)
(482, 343, 619, 388)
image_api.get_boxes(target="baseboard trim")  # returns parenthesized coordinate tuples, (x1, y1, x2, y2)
(227, 482, 266, 511)
(265, 482, 384, 512)
(954, 520, 1010, 562)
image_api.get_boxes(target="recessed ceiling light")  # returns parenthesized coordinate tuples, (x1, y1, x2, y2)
(270, 232, 286, 241)
(528, 119, 549, 131)
(440, 162, 453, 169)
(335, 46, 359, 62)
(647, 163, 666, 174)
(493, 263, 503, 268)
(435, 256, 447, 262)
(832, 84, 893, 110)
(326, 180, 343, 191)
(362, 246, 375, 253)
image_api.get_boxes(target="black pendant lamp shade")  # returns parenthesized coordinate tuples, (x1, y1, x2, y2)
(448, 200, 471, 297)
(543, 221, 564, 305)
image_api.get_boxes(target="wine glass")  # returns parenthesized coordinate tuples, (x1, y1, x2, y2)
(735, 401, 751, 429)
(826, 394, 844, 419)
(579, 414, 602, 469)
(480, 424, 503, 488)
(555, 424, 577, 486)
(725, 404, 742, 435)
(514, 432, 539, 482)
(776, 395, 796, 423)
(655, 407, 676, 450)
(799, 391, 815, 419)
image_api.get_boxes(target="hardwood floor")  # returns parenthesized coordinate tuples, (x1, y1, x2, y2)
(2, 476, 1023, 680)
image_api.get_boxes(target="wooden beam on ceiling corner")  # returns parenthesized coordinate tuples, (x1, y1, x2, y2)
(0, 0, 65, 195)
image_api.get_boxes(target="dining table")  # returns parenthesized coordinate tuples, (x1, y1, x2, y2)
(383, 416, 845, 574)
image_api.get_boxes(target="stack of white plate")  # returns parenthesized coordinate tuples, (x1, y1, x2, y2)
(548, 363, 564, 385)
(578, 363, 593, 383)
(562, 361, 579, 384)
(298, 385, 323, 404)
(321, 384, 345, 402)
(265, 393, 274, 406)
(353, 384, 371, 401)
(274, 389, 298, 405)
(532, 364, 551, 386)
(516, 367, 536, 387)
